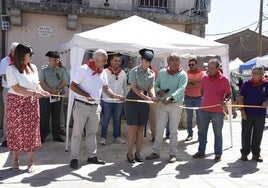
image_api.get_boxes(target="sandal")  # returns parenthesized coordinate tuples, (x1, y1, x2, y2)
(12, 161, 19, 170)
(28, 163, 35, 173)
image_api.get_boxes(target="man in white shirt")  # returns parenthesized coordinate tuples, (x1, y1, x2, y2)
(100, 53, 127, 145)
(69, 49, 124, 169)
(0, 42, 18, 147)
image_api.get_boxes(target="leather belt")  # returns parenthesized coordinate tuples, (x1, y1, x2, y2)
(75, 99, 97, 106)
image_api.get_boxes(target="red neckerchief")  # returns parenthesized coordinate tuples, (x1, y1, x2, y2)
(208, 70, 221, 81)
(87, 59, 103, 75)
(108, 66, 121, 76)
(248, 76, 266, 86)
(188, 69, 201, 74)
(8, 53, 14, 65)
(22, 63, 30, 74)
(58, 61, 63, 68)
(167, 65, 182, 75)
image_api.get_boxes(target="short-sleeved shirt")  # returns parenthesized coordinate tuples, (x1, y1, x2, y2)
(102, 68, 127, 103)
(201, 73, 231, 113)
(39, 64, 67, 89)
(72, 64, 108, 105)
(6, 64, 39, 96)
(239, 80, 268, 115)
(129, 65, 154, 92)
(185, 70, 204, 97)
(0, 56, 11, 88)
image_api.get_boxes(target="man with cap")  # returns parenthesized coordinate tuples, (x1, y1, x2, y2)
(39, 51, 67, 143)
(126, 48, 156, 163)
(0, 42, 19, 147)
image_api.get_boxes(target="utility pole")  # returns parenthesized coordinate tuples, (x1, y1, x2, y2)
(258, 0, 263, 57)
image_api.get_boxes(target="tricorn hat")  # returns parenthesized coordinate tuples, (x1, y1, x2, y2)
(45, 51, 60, 58)
(139, 48, 154, 62)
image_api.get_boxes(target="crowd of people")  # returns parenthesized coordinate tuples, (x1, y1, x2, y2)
(0, 43, 267, 172)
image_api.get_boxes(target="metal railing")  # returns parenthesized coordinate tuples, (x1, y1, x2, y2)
(137, 0, 168, 9)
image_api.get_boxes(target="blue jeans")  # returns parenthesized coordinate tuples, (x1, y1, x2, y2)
(101, 101, 123, 139)
(184, 96, 202, 136)
(198, 110, 224, 156)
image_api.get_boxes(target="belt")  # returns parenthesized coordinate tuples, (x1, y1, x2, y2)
(75, 99, 97, 106)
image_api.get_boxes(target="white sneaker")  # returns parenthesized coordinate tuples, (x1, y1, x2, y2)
(114, 137, 126, 144)
(100, 137, 106, 145)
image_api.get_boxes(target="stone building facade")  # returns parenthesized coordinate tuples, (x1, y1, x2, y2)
(0, 0, 210, 127)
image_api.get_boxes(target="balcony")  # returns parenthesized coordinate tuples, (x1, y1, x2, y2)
(6, 0, 208, 25)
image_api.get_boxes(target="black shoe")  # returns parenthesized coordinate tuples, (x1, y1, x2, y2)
(185, 135, 193, 141)
(127, 153, 135, 163)
(87, 156, 105, 165)
(1, 140, 7, 147)
(252, 155, 263, 162)
(53, 136, 65, 142)
(240, 154, 248, 161)
(59, 129, 66, 136)
(135, 153, 143, 163)
(70, 159, 79, 169)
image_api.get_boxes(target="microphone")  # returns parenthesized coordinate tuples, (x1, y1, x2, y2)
(157, 88, 170, 96)
(164, 89, 170, 93)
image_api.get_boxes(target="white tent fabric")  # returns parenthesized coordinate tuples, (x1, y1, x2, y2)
(64, 15, 231, 151)
(256, 54, 268, 67)
(229, 57, 243, 73)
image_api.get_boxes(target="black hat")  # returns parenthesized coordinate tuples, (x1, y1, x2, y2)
(139, 48, 154, 62)
(45, 51, 60, 58)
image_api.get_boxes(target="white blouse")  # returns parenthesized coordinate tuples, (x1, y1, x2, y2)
(6, 64, 40, 96)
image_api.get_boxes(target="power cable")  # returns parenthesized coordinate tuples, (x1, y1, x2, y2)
(205, 21, 259, 37)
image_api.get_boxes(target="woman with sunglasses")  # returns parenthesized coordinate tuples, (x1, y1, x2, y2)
(6, 43, 50, 173)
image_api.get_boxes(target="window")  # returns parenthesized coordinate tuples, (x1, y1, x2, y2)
(138, 0, 168, 9)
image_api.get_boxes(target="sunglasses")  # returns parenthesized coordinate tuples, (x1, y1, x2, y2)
(188, 64, 195, 67)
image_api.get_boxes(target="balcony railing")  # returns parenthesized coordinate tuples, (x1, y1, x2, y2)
(44, 0, 82, 4)
(138, 0, 168, 9)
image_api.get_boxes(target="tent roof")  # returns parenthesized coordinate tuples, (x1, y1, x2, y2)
(257, 54, 268, 66)
(239, 54, 268, 73)
(229, 57, 243, 72)
(67, 15, 228, 58)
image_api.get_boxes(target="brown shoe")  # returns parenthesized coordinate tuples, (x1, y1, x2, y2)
(252, 155, 263, 162)
(214, 155, 221, 162)
(240, 154, 248, 161)
(192, 152, 205, 158)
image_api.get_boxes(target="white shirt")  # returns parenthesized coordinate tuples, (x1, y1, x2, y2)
(72, 64, 108, 105)
(102, 68, 127, 103)
(0, 56, 11, 88)
(6, 64, 39, 96)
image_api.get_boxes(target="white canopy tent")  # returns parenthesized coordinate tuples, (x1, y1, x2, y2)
(64, 15, 231, 151)
(256, 54, 268, 67)
(229, 57, 244, 73)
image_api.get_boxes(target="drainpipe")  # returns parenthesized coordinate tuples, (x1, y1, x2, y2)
(1, 0, 6, 58)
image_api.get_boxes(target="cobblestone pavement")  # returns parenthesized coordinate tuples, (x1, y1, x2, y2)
(1, 112, 268, 188)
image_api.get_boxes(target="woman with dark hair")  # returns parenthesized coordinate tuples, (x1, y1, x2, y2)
(6, 43, 50, 173)
(125, 48, 156, 163)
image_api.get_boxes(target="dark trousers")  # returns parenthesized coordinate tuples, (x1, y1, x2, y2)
(241, 114, 265, 157)
(40, 98, 62, 140)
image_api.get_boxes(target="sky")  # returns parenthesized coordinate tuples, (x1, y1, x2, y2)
(205, 0, 268, 41)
